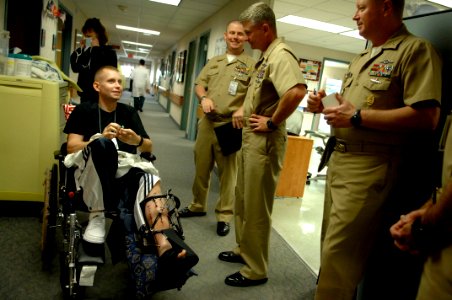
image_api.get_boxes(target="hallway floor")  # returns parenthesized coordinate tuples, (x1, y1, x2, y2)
(272, 142, 325, 275)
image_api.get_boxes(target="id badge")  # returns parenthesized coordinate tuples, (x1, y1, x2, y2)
(228, 80, 238, 96)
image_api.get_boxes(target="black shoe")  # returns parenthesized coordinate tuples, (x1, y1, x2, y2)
(218, 251, 245, 264)
(225, 272, 268, 287)
(217, 222, 230, 236)
(178, 207, 206, 218)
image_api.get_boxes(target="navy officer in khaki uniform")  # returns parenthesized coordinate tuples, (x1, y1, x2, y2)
(178, 21, 255, 237)
(308, 0, 442, 299)
(218, 2, 307, 287)
(391, 119, 452, 300)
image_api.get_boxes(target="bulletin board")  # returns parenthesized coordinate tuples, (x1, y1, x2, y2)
(299, 58, 322, 81)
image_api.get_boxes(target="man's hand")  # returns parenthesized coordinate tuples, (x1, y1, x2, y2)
(117, 127, 141, 146)
(307, 89, 326, 113)
(389, 208, 426, 254)
(322, 94, 356, 128)
(249, 114, 272, 132)
(232, 106, 245, 129)
(102, 122, 122, 139)
(201, 97, 216, 114)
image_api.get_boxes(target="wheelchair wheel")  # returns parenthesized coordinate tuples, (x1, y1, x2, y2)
(60, 213, 83, 299)
(41, 163, 59, 270)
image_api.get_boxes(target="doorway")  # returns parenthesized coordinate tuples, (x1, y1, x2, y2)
(186, 31, 209, 141)
(56, 4, 72, 75)
(180, 39, 197, 131)
(312, 58, 349, 133)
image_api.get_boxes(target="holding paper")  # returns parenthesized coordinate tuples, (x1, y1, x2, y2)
(321, 93, 340, 108)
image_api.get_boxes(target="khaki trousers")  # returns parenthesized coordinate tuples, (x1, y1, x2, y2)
(416, 245, 452, 300)
(315, 151, 400, 300)
(233, 126, 286, 280)
(189, 117, 237, 222)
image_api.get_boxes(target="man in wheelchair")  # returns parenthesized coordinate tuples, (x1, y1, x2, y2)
(62, 65, 198, 297)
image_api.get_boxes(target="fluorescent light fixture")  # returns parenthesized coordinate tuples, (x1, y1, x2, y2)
(149, 0, 181, 6)
(122, 40, 153, 48)
(124, 48, 151, 54)
(340, 30, 365, 40)
(428, 0, 452, 8)
(116, 25, 160, 36)
(278, 15, 352, 33)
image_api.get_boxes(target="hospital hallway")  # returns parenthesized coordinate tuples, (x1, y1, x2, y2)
(0, 91, 325, 300)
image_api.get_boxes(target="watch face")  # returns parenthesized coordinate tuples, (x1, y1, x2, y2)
(267, 119, 276, 130)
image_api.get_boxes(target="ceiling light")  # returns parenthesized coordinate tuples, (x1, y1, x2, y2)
(427, 0, 452, 8)
(278, 15, 352, 34)
(124, 48, 151, 54)
(340, 30, 365, 40)
(116, 25, 160, 36)
(122, 41, 153, 48)
(149, 0, 181, 6)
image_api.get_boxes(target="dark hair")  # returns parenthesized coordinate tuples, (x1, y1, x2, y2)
(139, 59, 145, 65)
(82, 18, 109, 45)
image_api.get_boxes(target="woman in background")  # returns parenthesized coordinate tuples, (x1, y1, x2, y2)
(71, 18, 117, 103)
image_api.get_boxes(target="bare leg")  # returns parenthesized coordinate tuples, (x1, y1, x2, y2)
(144, 182, 186, 258)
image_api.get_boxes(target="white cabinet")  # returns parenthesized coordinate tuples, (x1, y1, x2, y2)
(0, 75, 68, 202)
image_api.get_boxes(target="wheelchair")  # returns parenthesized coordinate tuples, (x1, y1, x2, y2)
(41, 143, 199, 299)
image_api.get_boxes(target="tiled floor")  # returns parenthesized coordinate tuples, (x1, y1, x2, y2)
(272, 137, 326, 275)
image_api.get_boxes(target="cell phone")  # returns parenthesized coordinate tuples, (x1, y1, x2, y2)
(85, 37, 92, 47)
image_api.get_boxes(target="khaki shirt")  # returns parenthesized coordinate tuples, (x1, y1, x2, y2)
(195, 52, 255, 118)
(335, 24, 442, 145)
(244, 38, 306, 118)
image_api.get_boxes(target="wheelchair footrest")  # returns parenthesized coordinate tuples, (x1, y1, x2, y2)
(79, 265, 98, 286)
(78, 241, 105, 264)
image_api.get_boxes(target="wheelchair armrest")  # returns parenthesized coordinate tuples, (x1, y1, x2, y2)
(54, 143, 68, 161)
(140, 152, 156, 162)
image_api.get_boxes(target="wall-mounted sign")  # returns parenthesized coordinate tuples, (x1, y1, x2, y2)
(299, 58, 321, 81)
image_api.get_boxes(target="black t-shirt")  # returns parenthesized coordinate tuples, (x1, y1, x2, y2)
(64, 102, 149, 154)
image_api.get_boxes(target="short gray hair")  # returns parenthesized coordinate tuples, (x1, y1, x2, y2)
(239, 2, 276, 32)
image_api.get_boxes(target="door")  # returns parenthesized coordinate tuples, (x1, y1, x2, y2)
(186, 31, 209, 141)
(180, 39, 197, 131)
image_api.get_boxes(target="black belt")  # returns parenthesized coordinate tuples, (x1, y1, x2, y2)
(334, 139, 401, 154)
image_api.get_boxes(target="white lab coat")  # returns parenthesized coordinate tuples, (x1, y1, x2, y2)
(132, 65, 151, 97)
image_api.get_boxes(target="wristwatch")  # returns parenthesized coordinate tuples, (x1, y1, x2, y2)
(350, 109, 362, 127)
(411, 218, 431, 250)
(266, 118, 278, 130)
(136, 136, 144, 147)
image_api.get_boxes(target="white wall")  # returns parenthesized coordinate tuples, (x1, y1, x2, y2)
(40, 0, 59, 61)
